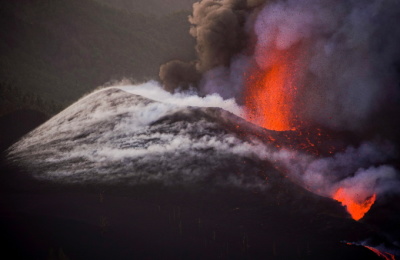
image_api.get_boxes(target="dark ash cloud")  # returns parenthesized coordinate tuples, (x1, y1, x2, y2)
(159, 0, 267, 91)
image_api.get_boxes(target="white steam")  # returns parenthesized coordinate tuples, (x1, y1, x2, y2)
(116, 80, 244, 117)
(266, 142, 399, 201)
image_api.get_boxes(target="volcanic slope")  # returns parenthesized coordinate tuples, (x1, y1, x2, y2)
(8, 87, 274, 187)
(3, 87, 393, 259)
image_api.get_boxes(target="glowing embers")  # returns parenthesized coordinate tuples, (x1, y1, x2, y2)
(333, 187, 376, 221)
(245, 48, 301, 131)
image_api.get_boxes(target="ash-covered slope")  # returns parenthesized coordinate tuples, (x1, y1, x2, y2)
(5, 86, 397, 259)
(7, 87, 279, 188)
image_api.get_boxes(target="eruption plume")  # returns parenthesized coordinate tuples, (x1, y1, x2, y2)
(160, 0, 267, 95)
(6, 0, 400, 256)
(158, 0, 400, 229)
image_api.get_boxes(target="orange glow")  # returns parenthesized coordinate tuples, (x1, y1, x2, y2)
(333, 188, 376, 221)
(245, 47, 301, 131)
(364, 246, 396, 260)
(345, 243, 396, 260)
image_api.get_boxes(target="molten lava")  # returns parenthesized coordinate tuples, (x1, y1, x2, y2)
(346, 243, 396, 260)
(245, 48, 300, 131)
(364, 246, 396, 260)
(333, 188, 376, 221)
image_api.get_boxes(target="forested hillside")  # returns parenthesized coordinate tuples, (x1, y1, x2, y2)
(0, 0, 196, 116)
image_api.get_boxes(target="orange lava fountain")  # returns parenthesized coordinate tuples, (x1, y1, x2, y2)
(333, 188, 377, 221)
(245, 47, 300, 131)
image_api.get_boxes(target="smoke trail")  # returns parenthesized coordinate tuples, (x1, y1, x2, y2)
(268, 141, 400, 200)
(116, 80, 243, 117)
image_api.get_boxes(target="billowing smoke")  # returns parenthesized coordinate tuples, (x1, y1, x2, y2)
(253, 0, 400, 131)
(270, 141, 399, 201)
(161, 0, 400, 132)
(159, 0, 400, 212)
(160, 0, 267, 96)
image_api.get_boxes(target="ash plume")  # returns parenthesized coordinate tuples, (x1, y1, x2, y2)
(159, 0, 267, 95)
(159, 61, 201, 92)
(253, 0, 400, 132)
(161, 0, 400, 132)
(157, 1, 400, 239)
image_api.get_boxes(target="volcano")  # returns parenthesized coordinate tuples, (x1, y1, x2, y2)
(1, 85, 398, 259)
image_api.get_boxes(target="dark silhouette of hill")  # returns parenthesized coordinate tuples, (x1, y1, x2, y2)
(0, 0, 195, 115)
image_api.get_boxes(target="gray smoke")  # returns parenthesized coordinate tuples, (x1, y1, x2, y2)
(157, 2, 400, 236)
(159, 0, 267, 96)
(253, 0, 400, 131)
(268, 141, 399, 202)
(161, 0, 400, 132)
(159, 60, 200, 92)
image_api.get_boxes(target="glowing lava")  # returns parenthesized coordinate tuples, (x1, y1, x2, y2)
(245, 48, 300, 131)
(346, 243, 396, 260)
(364, 246, 396, 260)
(333, 188, 376, 221)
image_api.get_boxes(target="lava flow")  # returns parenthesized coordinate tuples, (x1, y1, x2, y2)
(346, 243, 396, 260)
(245, 47, 300, 131)
(333, 188, 377, 221)
(244, 42, 378, 222)
(364, 246, 396, 260)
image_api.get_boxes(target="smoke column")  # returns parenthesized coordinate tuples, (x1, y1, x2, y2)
(250, 0, 400, 132)
(161, 0, 400, 131)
